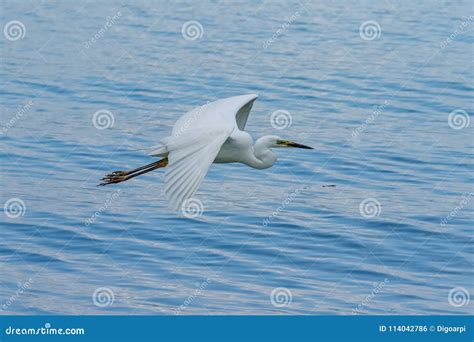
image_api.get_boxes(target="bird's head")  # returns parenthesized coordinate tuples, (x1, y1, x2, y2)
(259, 135, 314, 149)
(250, 135, 314, 169)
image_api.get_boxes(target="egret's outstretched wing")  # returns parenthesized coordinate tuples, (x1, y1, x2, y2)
(234, 97, 256, 130)
(163, 129, 231, 210)
(172, 94, 258, 134)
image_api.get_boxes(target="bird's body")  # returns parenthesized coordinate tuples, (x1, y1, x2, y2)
(101, 94, 312, 210)
(215, 130, 277, 168)
(214, 130, 256, 164)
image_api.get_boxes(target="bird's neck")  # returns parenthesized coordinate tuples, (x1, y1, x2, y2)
(246, 138, 276, 169)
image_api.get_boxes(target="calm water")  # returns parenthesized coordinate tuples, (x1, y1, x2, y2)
(1, 1, 473, 315)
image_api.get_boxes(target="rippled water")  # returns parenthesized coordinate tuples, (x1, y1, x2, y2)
(1, 1, 473, 315)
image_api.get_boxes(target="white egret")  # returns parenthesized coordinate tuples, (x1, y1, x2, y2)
(100, 94, 313, 209)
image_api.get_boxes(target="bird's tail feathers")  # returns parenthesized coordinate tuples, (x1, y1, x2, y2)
(147, 142, 168, 156)
(148, 134, 207, 156)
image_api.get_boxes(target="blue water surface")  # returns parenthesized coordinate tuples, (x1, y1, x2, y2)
(1, 1, 473, 315)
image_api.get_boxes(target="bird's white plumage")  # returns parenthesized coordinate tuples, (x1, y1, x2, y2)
(163, 131, 230, 209)
(172, 93, 257, 135)
(101, 93, 312, 208)
(150, 94, 258, 209)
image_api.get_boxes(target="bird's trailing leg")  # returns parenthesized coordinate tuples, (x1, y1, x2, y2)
(99, 157, 168, 186)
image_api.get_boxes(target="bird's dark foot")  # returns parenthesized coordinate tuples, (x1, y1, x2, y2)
(99, 172, 128, 186)
(110, 170, 128, 176)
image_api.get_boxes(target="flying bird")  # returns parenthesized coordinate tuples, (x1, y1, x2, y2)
(100, 94, 313, 209)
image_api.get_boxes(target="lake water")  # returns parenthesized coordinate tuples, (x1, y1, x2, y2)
(1, 1, 473, 315)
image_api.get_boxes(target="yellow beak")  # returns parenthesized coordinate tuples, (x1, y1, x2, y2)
(276, 140, 314, 149)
